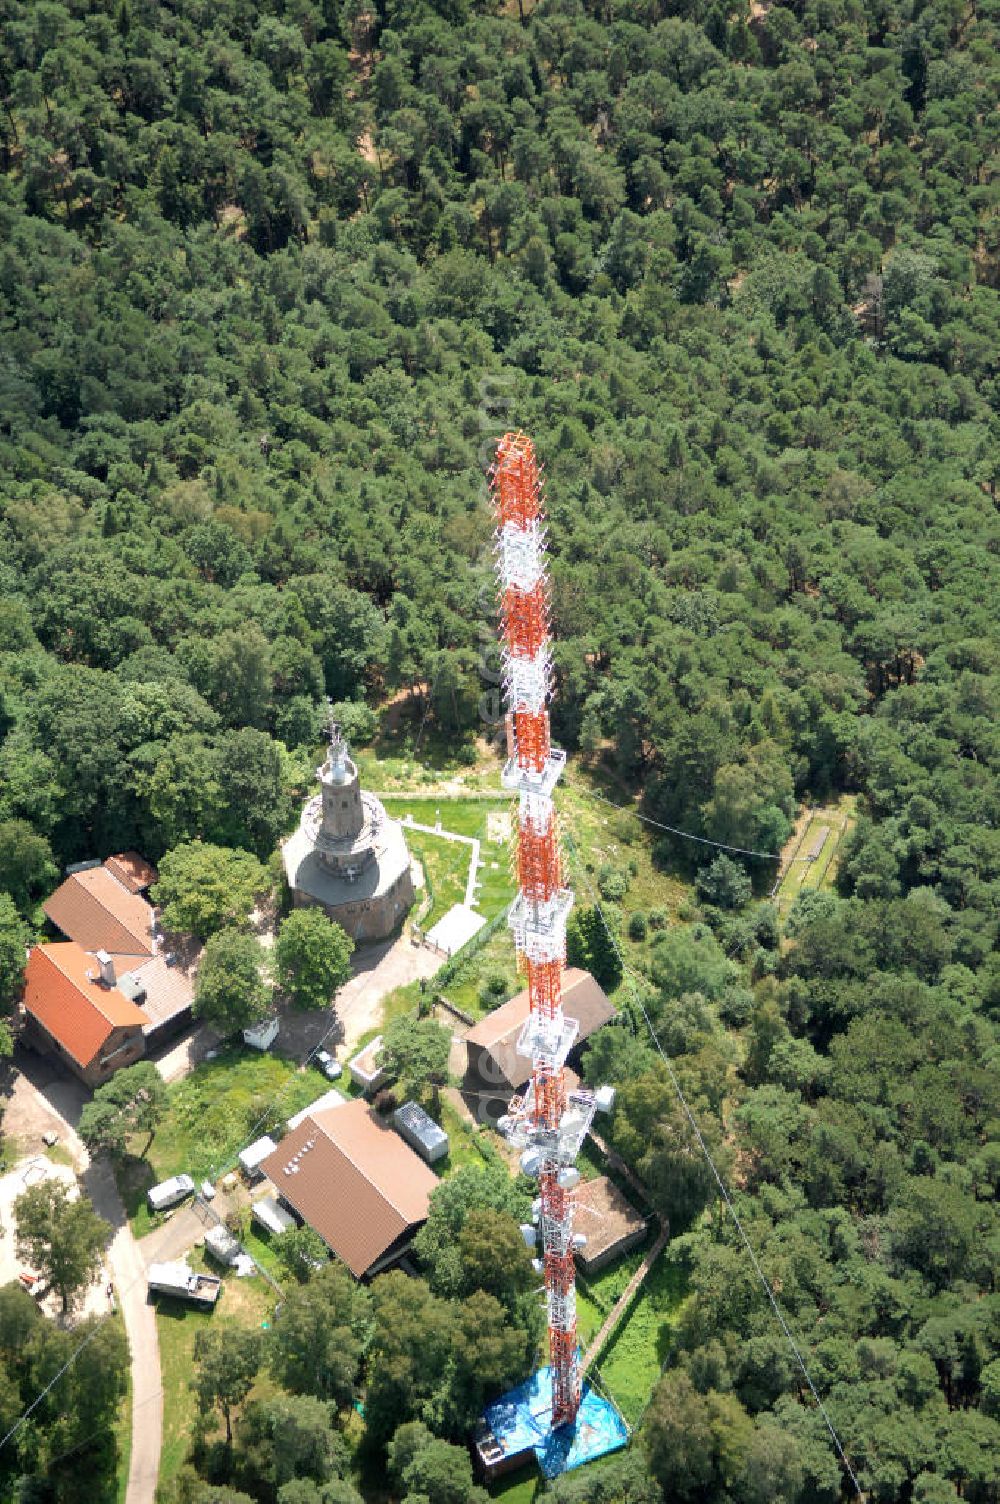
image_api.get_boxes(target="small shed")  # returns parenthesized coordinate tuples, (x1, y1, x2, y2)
(204, 1225, 241, 1267)
(349, 1035, 389, 1094)
(243, 1017, 279, 1051)
(392, 1101, 449, 1164)
(252, 1194, 297, 1237)
(572, 1176, 647, 1274)
(239, 1135, 278, 1181)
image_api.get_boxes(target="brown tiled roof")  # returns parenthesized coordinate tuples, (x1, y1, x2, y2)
(573, 1175, 647, 1262)
(261, 1100, 438, 1278)
(464, 969, 615, 1089)
(104, 851, 159, 893)
(23, 944, 149, 1069)
(44, 868, 155, 959)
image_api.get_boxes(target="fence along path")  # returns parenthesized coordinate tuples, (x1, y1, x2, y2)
(580, 1222, 670, 1377)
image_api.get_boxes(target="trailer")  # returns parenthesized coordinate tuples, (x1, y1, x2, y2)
(204, 1225, 241, 1267)
(392, 1101, 449, 1164)
(252, 1194, 296, 1237)
(238, 1135, 278, 1182)
(147, 1260, 221, 1307)
(243, 1017, 279, 1051)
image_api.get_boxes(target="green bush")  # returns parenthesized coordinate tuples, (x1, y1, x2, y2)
(598, 865, 630, 902)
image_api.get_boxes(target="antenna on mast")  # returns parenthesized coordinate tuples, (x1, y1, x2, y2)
(491, 431, 595, 1429)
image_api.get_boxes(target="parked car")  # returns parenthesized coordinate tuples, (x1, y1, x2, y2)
(315, 1050, 342, 1081)
(147, 1173, 195, 1214)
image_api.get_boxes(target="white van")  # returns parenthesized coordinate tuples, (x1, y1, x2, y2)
(147, 1174, 195, 1213)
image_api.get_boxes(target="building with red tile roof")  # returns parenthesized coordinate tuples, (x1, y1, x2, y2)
(22, 943, 149, 1088)
(261, 1099, 439, 1278)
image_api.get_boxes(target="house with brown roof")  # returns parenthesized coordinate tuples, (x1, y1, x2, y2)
(463, 968, 615, 1124)
(44, 865, 155, 964)
(22, 943, 150, 1088)
(119, 952, 197, 1046)
(260, 1099, 439, 1279)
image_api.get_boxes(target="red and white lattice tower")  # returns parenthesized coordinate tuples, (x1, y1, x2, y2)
(492, 432, 596, 1430)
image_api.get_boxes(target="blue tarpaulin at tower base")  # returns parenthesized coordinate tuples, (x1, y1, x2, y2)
(482, 1366, 629, 1479)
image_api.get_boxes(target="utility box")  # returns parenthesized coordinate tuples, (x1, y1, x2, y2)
(243, 1018, 279, 1051)
(392, 1101, 449, 1164)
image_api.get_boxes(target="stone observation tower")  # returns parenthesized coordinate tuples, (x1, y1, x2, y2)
(282, 710, 415, 941)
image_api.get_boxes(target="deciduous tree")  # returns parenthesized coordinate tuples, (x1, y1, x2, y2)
(376, 1015, 451, 1114)
(13, 1181, 109, 1313)
(274, 909, 353, 1012)
(194, 928, 271, 1033)
(78, 1061, 166, 1157)
(268, 1262, 372, 1405)
(153, 842, 269, 939)
(192, 1327, 262, 1447)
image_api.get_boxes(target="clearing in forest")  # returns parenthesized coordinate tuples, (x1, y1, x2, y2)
(774, 794, 857, 915)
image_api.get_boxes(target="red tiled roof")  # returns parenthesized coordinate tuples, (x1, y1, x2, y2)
(44, 868, 155, 959)
(463, 968, 615, 1089)
(261, 1100, 438, 1278)
(104, 851, 158, 894)
(23, 944, 149, 1069)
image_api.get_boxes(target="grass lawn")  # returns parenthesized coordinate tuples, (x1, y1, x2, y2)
(156, 1258, 276, 1489)
(382, 794, 509, 842)
(490, 1446, 651, 1503)
(577, 1240, 649, 1318)
(116, 1049, 331, 1233)
(443, 926, 518, 1018)
(592, 1254, 688, 1425)
(404, 827, 472, 930)
(239, 1223, 287, 1283)
(559, 773, 688, 921)
(436, 1098, 487, 1174)
(382, 794, 517, 927)
(372, 979, 427, 1036)
(490, 1470, 545, 1504)
(575, 1284, 604, 1349)
(354, 714, 504, 788)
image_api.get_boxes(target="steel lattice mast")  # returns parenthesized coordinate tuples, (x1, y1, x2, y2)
(492, 432, 596, 1430)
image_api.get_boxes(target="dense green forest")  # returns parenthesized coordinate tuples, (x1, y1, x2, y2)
(1, 0, 998, 1500)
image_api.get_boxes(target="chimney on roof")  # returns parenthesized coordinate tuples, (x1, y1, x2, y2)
(95, 950, 116, 987)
